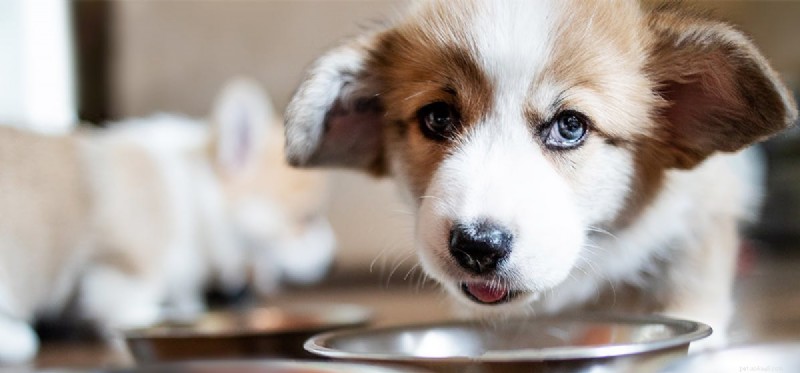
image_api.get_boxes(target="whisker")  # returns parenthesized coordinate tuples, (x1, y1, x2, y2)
(369, 241, 402, 275)
(403, 90, 427, 102)
(385, 252, 414, 287)
(586, 225, 618, 240)
(389, 208, 415, 217)
(403, 263, 420, 281)
(417, 195, 457, 216)
(576, 246, 618, 307)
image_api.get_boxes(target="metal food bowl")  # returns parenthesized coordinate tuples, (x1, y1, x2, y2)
(659, 343, 800, 372)
(124, 303, 371, 364)
(305, 314, 711, 373)
(111, 360, 429, 373)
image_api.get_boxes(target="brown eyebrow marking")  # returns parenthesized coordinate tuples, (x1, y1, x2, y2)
(367, 37, 495, 198)
(598, 131, 630, 147)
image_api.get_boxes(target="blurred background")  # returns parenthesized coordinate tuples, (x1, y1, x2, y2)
(1, 0, 799, 369)
(90, 0, 414, 275)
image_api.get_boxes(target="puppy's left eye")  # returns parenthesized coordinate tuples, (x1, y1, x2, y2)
(544, 111, 588, 149)
(417, 102, 460, 141)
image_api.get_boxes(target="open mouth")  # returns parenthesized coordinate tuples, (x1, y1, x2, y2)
(460, 282, 521, 305)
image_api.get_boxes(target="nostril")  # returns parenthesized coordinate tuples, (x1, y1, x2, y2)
(449, 220, 513, 274)
(450, 249, 477, 272)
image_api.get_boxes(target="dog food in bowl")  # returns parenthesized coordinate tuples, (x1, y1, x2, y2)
(124, 303, 371, 363)
(305, 314, 711, 373)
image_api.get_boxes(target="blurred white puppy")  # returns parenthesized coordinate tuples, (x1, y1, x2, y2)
(0, 79, 335, 364)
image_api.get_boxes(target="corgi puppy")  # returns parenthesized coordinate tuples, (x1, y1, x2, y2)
(0, 79, 334, 363)
(284, 0, 798, 347)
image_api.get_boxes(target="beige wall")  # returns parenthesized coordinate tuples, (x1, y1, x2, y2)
(109, 1, 800, 271)
(111, 1, 406, 116)
(698, 1, 800, 85)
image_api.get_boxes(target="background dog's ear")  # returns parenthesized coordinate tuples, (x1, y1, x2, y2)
(284, 34, 387, 176)
(647, 6, 798, 169)
(212, 77, 274, 175)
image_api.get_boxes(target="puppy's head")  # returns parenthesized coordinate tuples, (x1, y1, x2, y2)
(285, 1, 797, 310)
(212, 79, 335, 293)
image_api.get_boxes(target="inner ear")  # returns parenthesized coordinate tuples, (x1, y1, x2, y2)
(647, 8, 797, 169)
(655, 49, 783, 168)
(284, 33, 389, 176)
(310, 96, 387, 175)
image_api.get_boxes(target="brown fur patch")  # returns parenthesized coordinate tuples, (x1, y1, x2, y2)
(609, 1, 798, 226)
(534, 0, 796, 227)
(366, 7, 494, 198)
(535, 0, 657, 141)
(643, 1, 797, 169)
(612, 144, 667, 229)
(522, 1, 666, 225)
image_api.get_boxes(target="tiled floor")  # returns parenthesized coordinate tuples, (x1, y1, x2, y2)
(19, 247, 800, 372)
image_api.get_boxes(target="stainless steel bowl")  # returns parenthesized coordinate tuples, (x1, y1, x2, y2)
(305, 314, 711, 373)
(111, 360, 429, 373)
(125, 303, 371, 364)
(659, 343, 800, 372)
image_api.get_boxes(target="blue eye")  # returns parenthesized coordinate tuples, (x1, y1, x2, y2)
(545, 111, 588, 148)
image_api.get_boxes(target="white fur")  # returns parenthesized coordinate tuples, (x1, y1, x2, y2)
(79, 264, 163, 331)
(0, 272, 38, 364)
(470, 0, 557, 96)
(237, 198, 336, 293)
(192, 162, 248, 297)
(0, 314, 38, 364)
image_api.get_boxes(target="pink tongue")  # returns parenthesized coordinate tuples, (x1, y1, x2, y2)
(466, 283, 508, 303)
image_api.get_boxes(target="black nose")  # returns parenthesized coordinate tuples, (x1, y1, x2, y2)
(449, 221, 513, 275)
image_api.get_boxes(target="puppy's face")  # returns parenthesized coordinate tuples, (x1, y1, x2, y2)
(372, 0, 656, 309)
(285, 0, 796, 311)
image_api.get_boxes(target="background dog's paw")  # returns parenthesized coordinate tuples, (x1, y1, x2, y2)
(80, 265, 164, 333)
(0, 317, 39, 364)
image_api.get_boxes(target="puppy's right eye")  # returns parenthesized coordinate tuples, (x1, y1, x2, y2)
(417, 102, 459, 141)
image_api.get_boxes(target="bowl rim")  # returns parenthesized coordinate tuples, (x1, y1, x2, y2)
(304, 313, 712, 363)
(123, 303, 373, 339)
(110, 359, 427, 373)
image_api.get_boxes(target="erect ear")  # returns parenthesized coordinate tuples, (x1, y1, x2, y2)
(212, 77, 275, 174)
(284, 33, 388, 176)
(646, 6, 798, 169)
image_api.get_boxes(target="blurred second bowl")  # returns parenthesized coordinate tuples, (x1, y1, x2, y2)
(124, 303, 371, 364)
